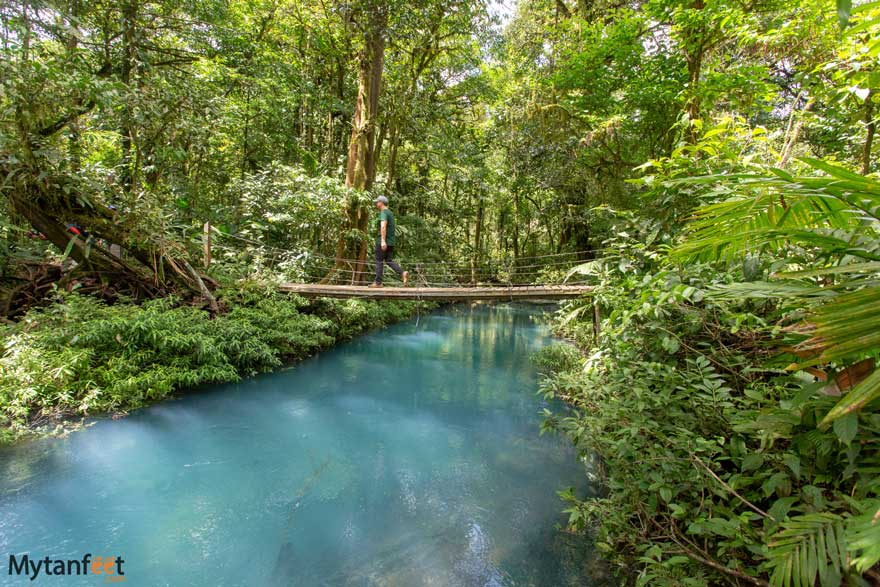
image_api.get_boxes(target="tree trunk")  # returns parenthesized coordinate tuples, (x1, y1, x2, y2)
(780, 97, 815, 168)
(863, 90, 876, 175)
(66, 0, 82, 172)
(684, 0, 705, 145)
(7, 188, 161, 298)
(203, 221, 212, 269)
(326, 5, 387, 285)
(242, 86, 252, 176)
(512, 192, 520, 280)
(346, 18, 385, 192)
(471, 199, 483, 285)
(374, 118, 386, 175)
(120, 0, 138, 194)
(384, 123, 400, 193)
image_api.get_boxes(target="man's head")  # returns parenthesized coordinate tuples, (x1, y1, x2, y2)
(373, 195, 388, 210)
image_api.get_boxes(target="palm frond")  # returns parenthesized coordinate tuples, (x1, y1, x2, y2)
(706, 281, 839, 300)
(675, 195, 863, 262)
(848, 501, 880, 573)
(797, 287, 880, 366)
(795, 286, 880, 428)
(673, 158, 880, 263)
(820, 368, 880, 427)
(678, 159, 880, 425)
(774, 262, 880, 278)
(767, 513, 848, 587)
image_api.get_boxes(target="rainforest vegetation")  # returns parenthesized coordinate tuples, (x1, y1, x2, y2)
(1, 0, 879, 584)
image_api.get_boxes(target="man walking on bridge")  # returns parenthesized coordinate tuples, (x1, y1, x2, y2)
(370, 195, 408, 288)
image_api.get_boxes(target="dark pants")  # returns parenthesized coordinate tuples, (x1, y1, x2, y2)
(374, 243, 403, 284)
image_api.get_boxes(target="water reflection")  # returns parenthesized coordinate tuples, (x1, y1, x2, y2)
(0, 304, 607, 586)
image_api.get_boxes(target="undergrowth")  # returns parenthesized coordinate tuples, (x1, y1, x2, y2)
(538, 249, 880, 586)
(0, 284, 430, 443)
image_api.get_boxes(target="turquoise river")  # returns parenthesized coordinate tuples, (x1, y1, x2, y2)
(0, 304, 605, 586)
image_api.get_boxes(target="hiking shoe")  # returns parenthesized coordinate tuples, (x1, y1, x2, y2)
(402, 271, 409, 286)
(368, 282, 383, 288)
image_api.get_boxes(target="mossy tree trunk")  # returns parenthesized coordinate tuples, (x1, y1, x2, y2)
(327, 4, 387, 285)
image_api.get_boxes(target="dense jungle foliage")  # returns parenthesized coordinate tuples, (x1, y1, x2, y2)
(2, 0, 880, 584)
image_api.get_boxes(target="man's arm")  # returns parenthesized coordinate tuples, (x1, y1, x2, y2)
(380, 220, 388, 250)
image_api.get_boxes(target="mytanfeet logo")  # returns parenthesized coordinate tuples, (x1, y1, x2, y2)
(7, 554, 126, 582)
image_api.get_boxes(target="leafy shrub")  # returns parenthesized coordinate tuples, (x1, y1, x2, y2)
(544, 248, 880, 586)
(531, 343, 583, 376)
(0, 290, 428, 442)
(304, 297, 430, 340)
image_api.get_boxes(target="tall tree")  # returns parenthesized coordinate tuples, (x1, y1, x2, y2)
(329, 1, 388, 284)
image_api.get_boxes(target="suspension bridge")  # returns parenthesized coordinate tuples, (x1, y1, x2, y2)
(210, 229, 595, 301)
(278, 283, 593, 300)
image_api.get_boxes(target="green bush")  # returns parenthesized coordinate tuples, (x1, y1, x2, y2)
(0, 289, 428, 442)
(531, 343, 583, 376)
(544, 250, 880, 586)
(304, 296, 429, 340)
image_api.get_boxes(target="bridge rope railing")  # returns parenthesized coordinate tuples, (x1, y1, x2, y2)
(212, 246, 597, 288)
(209, 230, 605, 288)
(212, 252, 591, 287)
(290, 249, 607, 266)
(211, 246, 602, 279)
(211, 249, 597, 288)
(223, 250, 600, 286)
(208, 229, 605, 263)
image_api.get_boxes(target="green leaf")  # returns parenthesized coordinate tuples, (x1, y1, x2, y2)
(702, 127, 728, 139)
(800, 156, 872, 183)
(820, 368, 880, 427)
(773, 261, 880, 279)
(832, 412, 858, 445)
(783, 454, 801, 478)
(61, 235, 77, 261)
(837, 0, 853, 28)
(742, 453, 764, 472)
(769, 497, 798, 522)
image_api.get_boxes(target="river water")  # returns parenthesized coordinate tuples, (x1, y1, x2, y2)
(0, 304, 604, 586)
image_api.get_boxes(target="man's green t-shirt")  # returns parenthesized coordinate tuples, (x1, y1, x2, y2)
(376, 208, 396, 247)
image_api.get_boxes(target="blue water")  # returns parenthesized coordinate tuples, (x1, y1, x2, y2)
(0, 304, 604, 586)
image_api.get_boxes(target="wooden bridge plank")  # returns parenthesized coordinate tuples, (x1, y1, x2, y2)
(278, 283, 593, 301)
